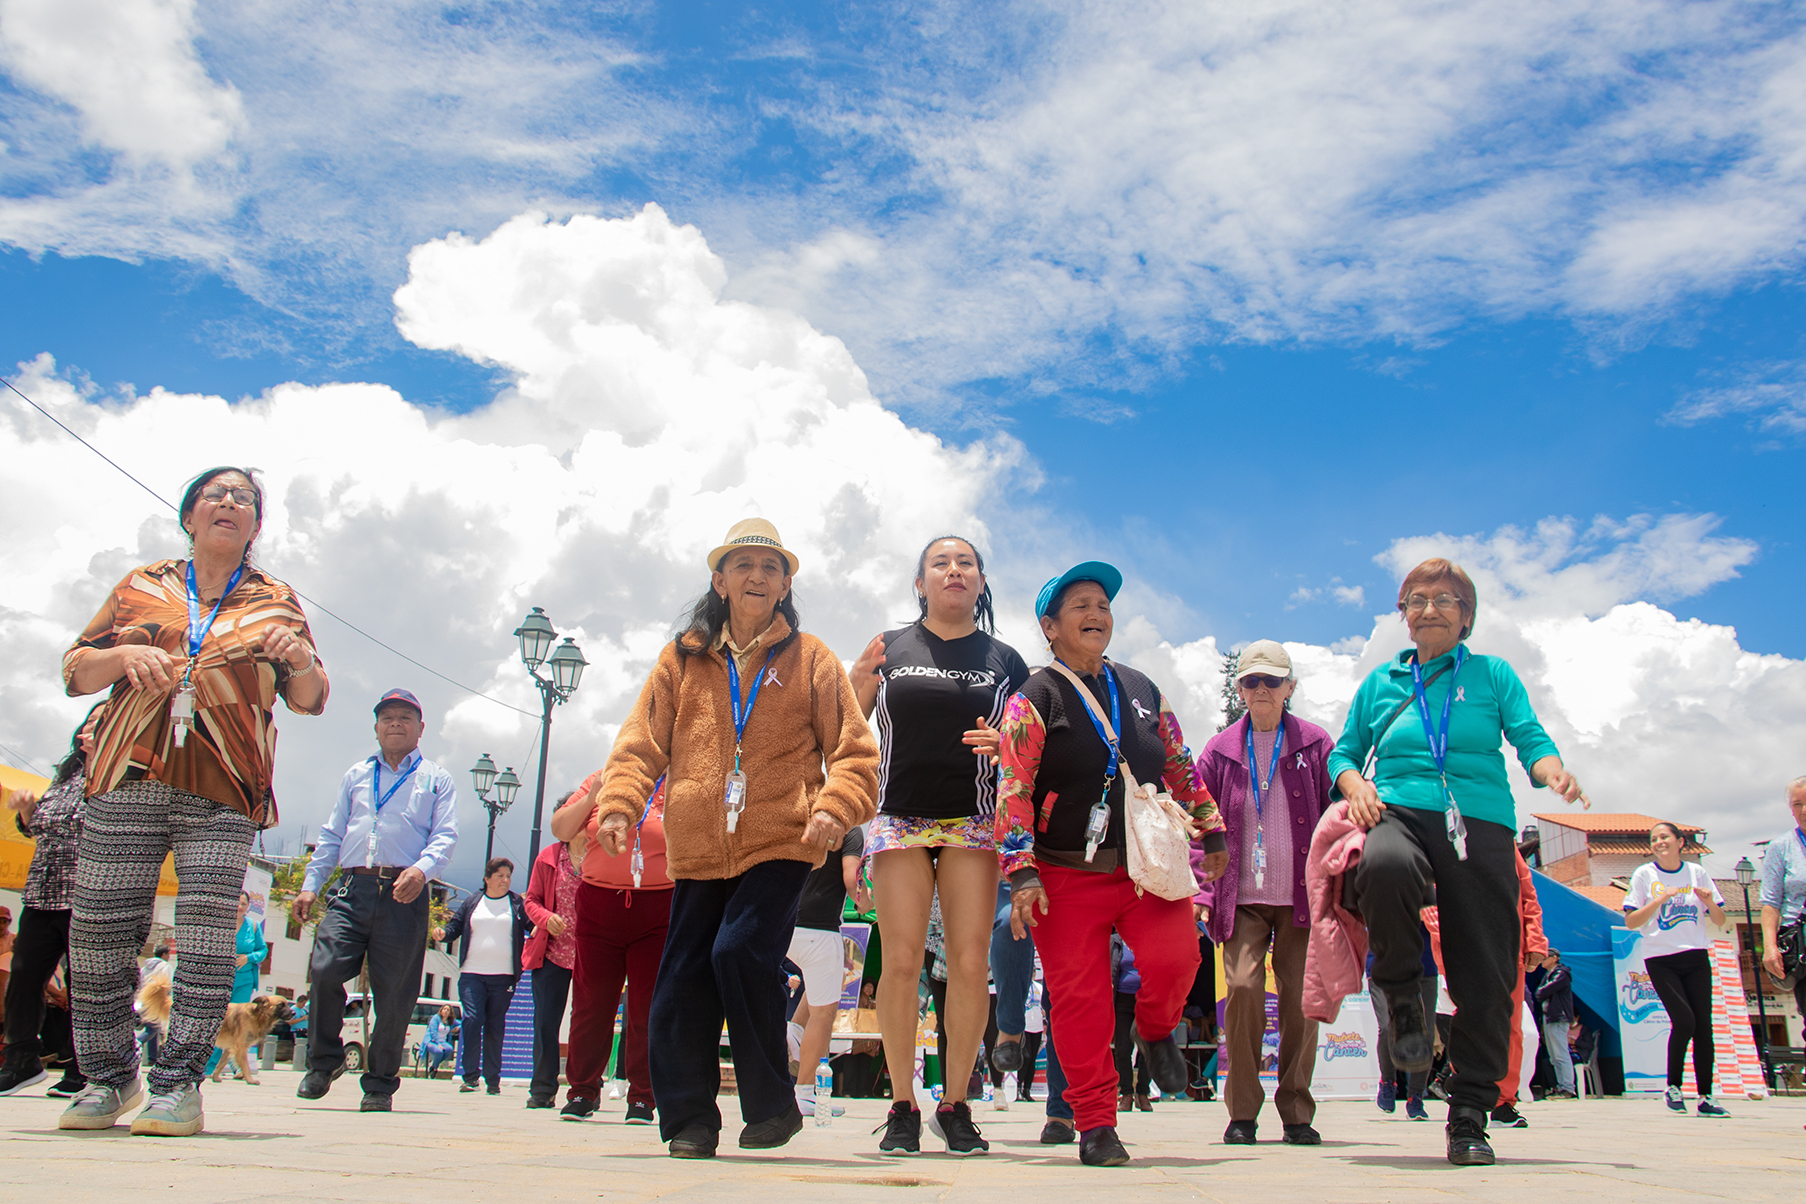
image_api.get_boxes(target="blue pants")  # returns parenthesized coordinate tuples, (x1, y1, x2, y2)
(989, 880, 1035, 1036)
(1044, 986, 1071, 1121)
(649, 859, 810, 1141)
(421, 1040, 454, 1075)
(458, 973, 516, 1087)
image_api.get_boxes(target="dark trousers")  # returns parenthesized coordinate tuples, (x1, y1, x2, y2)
(1111, 991, 1150, 1094)
(529, 961, 573, 1101)
(1371, 973, 1438, 1095)
(458, 973, 516, 1087)
(566, 883, 669, 1106)
(3, 907, 71, 1070)
(650, 859, 810, 1141)
(1354, 805, 1519, 1116)
(1647, 948, 1715, 1094)
(306, 874, 431, 1097)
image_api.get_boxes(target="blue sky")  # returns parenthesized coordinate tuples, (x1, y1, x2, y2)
(3, 0, 1804, 881)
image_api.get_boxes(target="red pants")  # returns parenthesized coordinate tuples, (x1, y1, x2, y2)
(566, 881, 670, 1106)
(1497, 973, 1527, 1105)
(1036, 863, 1201, 1132)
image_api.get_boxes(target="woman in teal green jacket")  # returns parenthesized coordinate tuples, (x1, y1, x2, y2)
(204, 892, 268, 1077)
(1328, 558, 1585, 1170)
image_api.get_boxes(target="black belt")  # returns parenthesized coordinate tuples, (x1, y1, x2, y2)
(350, 866, 404, 879)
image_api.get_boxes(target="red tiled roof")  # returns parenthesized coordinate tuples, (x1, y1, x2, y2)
(1572, 884, 1628, 911)
(1533, 813, 1705, 836)
(1583, 837, 1716, 856)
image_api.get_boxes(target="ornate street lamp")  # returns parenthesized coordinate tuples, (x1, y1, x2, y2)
(511, 609, 586, 867)
(470, 755, 521, 865)
(1732, 856, 1773, 1089)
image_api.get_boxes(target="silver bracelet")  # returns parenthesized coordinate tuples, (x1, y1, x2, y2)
(288, 652, 317, 677)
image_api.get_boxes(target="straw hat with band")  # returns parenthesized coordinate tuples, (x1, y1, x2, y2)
(705, 518, 801, 576)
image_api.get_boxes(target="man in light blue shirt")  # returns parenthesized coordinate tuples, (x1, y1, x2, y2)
(291, 689, 458, 1111)
(1760, 778, 1806, 1018)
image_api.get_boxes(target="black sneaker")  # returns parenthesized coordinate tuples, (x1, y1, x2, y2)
(486, 1084, 501, 1095)
(991, 1037, 1025, 1073)
(296, 1063, 346, 1101)
(1040, 1117, 1076, 1144)
(45, 1073, 87, 1098)
(0, 1061, 48, 1097)
(739, 1101, 803, 1149)
(624, 1100, 655, 1125)
(1385, 991, 1433, 1074)
(669, 1123, 718, 1159)
(1129, 1022, 1190, 1096)
(1490, 1102, 1528, 1128)
(1282, 1123, 1321, 1145)
(1079, 1125, 1130, 1166)
(526, 1094, 555, 1109)
(360, 1093, 391, 1113)
(1446, 1107, 1495, 1166)
(561, 1096, 598, 1120)
(1223, 1120, 1257, 1144)
(877, 1100, 922, 1155)
(935, 1100, 989, 1156)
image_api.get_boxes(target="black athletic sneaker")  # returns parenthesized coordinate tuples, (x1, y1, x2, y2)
(624, 1100, 655, 1125)
(0, 1061, 47, 1097)
(1446, 1107, 1495, 1167)
(876, 1100, 921, 1155)
(560, 1096, 597, 1120)
(45, 1073, 87, 1098)
(1490, 1102, 1528, 1128)
(935, 1101, 989, 1156)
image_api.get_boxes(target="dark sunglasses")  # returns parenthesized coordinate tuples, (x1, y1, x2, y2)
(1239, 674, 1288, 690)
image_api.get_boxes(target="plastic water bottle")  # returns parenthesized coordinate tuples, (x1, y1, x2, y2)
(997, 1071, 1014, 1111)
(982, 1077, 994, 1107)
(813, 1058, 833, 1127)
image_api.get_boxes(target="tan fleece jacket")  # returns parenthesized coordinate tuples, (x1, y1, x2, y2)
(591, 615, 878, 880)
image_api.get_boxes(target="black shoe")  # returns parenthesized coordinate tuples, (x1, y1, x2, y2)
(360, 1093, 392, 1113)
(459, 1079, 478, 1093)
(1079, 1125, 1130, 1167)
(1489, 1103, 1528, 1128)
(876, 1100, 921, 1155)
(1282, 1123, 1321, 1145)
(739, 1102, 803, 1149)
(624, 1100, 655, 1125)
(1129, 1022, 1190, 1096)
(935, 1100, 989, 1156)
(560, 1096, 598, 1121)
(526, 1094, 554, 1109)
(0, 1060, 48, 1097)
(45, 1072, 87, 1098)
(1385, 992, 1433, 1074)
(486, 1084, 501, 1095)
(1040, 1117, 1076, 1144)
(1223, 1120, 1258, 1144)
(669, 1123, 718, 1159)
(991, 1037, 1025, 1073)
(296, 1064, 345, 1101)
(1447, 1107, 1495, 1166)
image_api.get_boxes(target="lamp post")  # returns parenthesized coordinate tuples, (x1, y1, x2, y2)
(470, 753, 522, 865)
(512, 607, 587, 868)
(1733, 856, 1773, 1089)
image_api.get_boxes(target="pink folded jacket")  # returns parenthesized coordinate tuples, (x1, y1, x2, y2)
(1303, 801, 1369, 1024)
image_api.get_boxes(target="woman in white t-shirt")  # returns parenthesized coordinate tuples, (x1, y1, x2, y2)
(436, 858, 528, 1094)
(1621, 822, 1730, 1117)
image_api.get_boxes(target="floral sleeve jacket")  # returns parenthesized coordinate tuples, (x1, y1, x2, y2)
(994, 659, 1224, 887)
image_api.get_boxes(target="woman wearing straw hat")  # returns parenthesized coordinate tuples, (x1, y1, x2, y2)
(588, 519, 879, 1159)
(996, 561, 1227, 1167)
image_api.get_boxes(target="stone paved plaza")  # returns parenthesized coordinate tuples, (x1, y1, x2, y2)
(5, 1071, 1803, 1203)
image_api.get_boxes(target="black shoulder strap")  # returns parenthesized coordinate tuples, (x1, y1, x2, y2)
(1360, 662, 1453, 779)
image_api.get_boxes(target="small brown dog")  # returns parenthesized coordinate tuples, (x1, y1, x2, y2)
(136, 976, 297, 1085)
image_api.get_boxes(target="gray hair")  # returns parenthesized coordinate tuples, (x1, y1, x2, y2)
(1789, 776, 1806, 796)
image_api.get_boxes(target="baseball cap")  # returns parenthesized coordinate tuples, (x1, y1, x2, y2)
(1235, 640, 1293, 680)
(1035, 561, 1123, 620)
(373, 688, 423, 718)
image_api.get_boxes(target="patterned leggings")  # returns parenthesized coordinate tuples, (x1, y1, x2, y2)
(69, 781, 256, 1094)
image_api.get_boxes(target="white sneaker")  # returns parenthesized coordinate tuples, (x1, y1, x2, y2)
(130, 1083, 204, 1136)
(58, 1078, 144, 1130)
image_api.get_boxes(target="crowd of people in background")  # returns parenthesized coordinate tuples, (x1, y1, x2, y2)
(1, 468, 1804, 1169)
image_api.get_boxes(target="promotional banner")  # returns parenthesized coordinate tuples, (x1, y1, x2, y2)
(242, 863, 273, 944)
(1612, 928, 1766, 1098)
(1215, 947, 1382, 1101)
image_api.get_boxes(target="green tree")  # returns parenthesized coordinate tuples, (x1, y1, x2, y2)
(268, 856, 339, 924)
(1217, 651, 1246, 731)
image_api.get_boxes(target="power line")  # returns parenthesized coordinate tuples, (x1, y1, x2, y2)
(2, 374, 540, 720)
(0, 739, 50, 777)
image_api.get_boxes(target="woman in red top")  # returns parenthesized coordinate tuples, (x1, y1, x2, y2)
(549, 775, 672, 1125)
(523, 795, 590, 1108)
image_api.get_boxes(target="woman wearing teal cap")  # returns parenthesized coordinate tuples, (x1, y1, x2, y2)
(995, 561, 1228, 1167)
(1329, 557, 1585, 1168)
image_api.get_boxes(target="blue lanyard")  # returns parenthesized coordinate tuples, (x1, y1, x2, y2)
(1061, 659, 1122, 790)
(370, 757, 418, 813)
(726, 649, 778, 768)
(1244, 720, 1286, 824)
(638, 776, 664, 832)
(184, 560, 246, 663)
(1409, 646, 1468, 784)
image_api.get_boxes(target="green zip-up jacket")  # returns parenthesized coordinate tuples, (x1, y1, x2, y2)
(1327, 644, 1560, 829)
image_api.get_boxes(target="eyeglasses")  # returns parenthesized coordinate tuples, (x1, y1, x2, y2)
(1403, 593, 1463, 614)
(200, 485, 257, 507)
(1239, 674, 1288, 690)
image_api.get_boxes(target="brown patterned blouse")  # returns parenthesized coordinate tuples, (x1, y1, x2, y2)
(61, 559, 329, 827)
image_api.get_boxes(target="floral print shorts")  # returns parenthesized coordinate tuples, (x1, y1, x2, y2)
(867, 812, 996, 855)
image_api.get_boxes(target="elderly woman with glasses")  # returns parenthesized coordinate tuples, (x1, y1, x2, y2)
(59, 466, 327, 1138)
(1329, 558, 1584, 1168)
(997, 562, 1227, 1167)
(1194, 640, 1335, 1147)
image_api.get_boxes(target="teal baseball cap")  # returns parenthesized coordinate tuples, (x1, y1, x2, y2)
(1035, 561, 1122, 620)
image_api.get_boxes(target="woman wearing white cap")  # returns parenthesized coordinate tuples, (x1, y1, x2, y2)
(995, 561, 1227, 1167)
(585, 519, 878, 1159)
(1194, 640, 1335, 1146)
